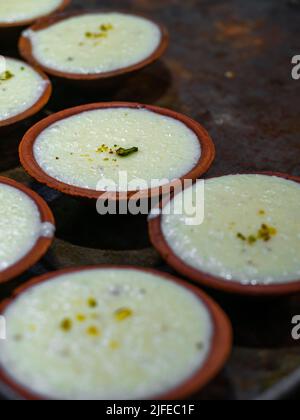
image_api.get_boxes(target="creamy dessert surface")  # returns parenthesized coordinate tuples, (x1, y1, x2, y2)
(161, 175, 300, 285)
(0, 0, 62, 23)
(33, 108, 201, 191)
(0, 268, 213, 400)
(0, 183, 43, 271)
(0, 58, 48, 122)
(25, 13, 162, 74)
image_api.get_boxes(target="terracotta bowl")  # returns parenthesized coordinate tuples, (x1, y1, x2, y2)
(19, 102, 215, 202)
(0, 0, 70, 47)
(0, 265, 232, 400)
(18, 10, 169, 88)
(0, 57, 52, 134)
(149, 172, 300, 297)
(0, 176, 55, 284)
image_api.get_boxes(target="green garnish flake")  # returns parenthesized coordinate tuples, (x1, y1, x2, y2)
(237, 233, 246, 241)
(60, 318, 72, 332)
(86, 326, 101, 337)
(96, 144, 138, 159)
(116, 147, 139, 157)
(100, 23, 114, 31)
(84, 24, 113, 40)
(237, 222, 277, 245)
(258, 224, 277, 242)
(248, 235, 257, 245)
(114, 308, 133, 321)
(0, 70, 14, 81)
(85, 31, 107, 39)
(87, 297, 98, 308)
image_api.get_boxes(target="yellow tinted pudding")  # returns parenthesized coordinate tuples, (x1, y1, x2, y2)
(33, 107, 201, 192)
(161, 175, 300, 285)
(0, 0, 63, 24)
(0, 182, 53, 272)
(24, 13, 162, 74)
(0, 268, 213, 400)
(0, 58, 49, 123)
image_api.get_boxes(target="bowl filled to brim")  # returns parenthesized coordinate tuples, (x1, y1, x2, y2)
(18, 10, 169, 88)
(0, 0, 70, 46)
(0, 265, 232, 400)
(149, 172, 300, 297)
(0, 176, 55, 284)
(0, 57, 52, 134)
(19, 102, 215, 203)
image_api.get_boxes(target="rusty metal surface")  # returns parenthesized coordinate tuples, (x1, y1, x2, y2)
(1, 0, 300, 400)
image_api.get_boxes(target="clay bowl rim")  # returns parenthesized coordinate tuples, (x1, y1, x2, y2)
(0, 176, 55, 284)
(18, 9, 169, 81)
(0, 56, 52, 129)
(149, 171, 300, 297)
(0, 0, 71, 29)
(19, 101, 216, 201)
(0, 265, 232, 400)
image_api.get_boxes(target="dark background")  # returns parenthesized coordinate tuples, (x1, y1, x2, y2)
(1, 0, 300, 400)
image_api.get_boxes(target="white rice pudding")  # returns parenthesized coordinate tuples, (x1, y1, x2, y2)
(25, 13, 162, 74)
(0, 268, 213, 400)
(33, 108, 201, 191)
(0, 58, 48, 122)
(0, 0, 62, 24)
(161, 175, 300, 285)
(0, 183, 44, 271)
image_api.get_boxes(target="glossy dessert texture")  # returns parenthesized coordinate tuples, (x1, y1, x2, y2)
(0, 182, 49, 271)
(0, 58, 49, 122)
(0, 0, 62, 24)
(161, 175, 300, 285)
(24, 13, 162, 74)
(0, 268, 213, 400)
(33, 107, 201, 191)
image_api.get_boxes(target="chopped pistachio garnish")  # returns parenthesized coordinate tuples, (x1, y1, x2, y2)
(237, 223, 277, 245)
(60, 318, 72, 332)
(87, 297, 98, 308)
(116, 147, 139, 157)
(258, 224, 277, 242)
(86, 326, 101, 337)
(76, 314, 86, 322)
(237, 233, 246, 241)
(0, 70, 14, 81)
(100, 23, 114, 31)
(114, 307, 133, 321)
(85, 31, 107, 39)
(96, 144, 138, 159)
(248, 235, 257, 245)
(96, 144, 109, 153)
